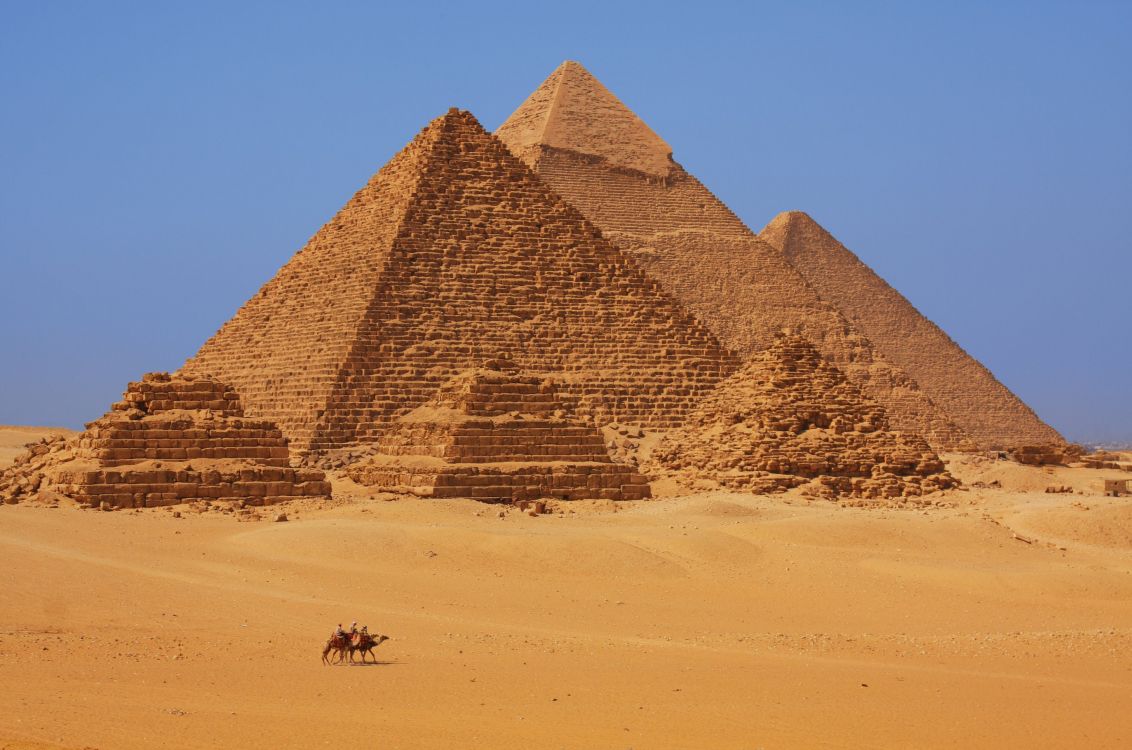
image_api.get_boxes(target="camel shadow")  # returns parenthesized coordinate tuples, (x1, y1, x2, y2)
(338, 659, 401, 667)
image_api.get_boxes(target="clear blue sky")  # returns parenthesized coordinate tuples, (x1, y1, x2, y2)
(1, 1, 1129, 443)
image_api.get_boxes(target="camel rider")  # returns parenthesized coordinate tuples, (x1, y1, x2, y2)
(334, 623, 347, 642)
(349, 621, 359, 642)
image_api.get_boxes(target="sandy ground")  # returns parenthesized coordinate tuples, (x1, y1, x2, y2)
(1, 428, 1131, 749)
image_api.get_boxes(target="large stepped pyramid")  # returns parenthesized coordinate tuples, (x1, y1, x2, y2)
(495, 61, 1062, 451)
(759, 212, 1064, 450)
(646, 334, 957, 503)
(183, 109, 739, 459)
(347, 360, 650, 500)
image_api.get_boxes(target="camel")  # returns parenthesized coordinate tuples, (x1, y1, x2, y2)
(321, 633, 351, 665)
(348, 633, 390, 664)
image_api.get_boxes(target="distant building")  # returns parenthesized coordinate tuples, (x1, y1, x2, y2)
(1104, 479, 1130, 496)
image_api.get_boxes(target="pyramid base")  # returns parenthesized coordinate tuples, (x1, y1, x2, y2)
(52, 461, 331, 509)
(688, 468, 956, 501)
(348, 458, 650, 501)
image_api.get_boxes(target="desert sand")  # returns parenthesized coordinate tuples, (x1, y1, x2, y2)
(2, 425, 1130, 749)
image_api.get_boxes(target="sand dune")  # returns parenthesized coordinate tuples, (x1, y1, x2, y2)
(2, 458, 1131, 748)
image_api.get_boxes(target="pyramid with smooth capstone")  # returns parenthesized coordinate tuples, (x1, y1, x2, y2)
(496, 61, 1062, 451)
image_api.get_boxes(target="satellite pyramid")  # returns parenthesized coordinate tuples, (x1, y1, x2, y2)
(182, 109, 739, 459)
(0, 373, 329, 508)
(346, 360, 650, 500)
(759, 212, 1063, 449)
(496, 61, 1062, 451)
(646, 335, 957, 501)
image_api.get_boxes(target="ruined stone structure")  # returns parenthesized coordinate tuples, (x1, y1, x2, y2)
(1006, 442, 1083, 467)
(647, 335, 956, 500)
(1104, 479, 1130, 497)
(496, 60, 1062, 451)
(183, 109, 738, 459)
(346, 361, 650, 501)
(0, 373, 329, 508)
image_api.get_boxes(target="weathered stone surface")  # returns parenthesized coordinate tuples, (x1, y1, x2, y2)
(347, 362, 649, 501)
(182, 109, 738, 460)
(646, 335, 957, 501)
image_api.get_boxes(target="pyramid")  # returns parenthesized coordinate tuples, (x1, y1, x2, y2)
(495, 61, 1061, 451)
(346, 361, 650, 501)
(646, 335, 957, 501)
(759, 212, 1064, 450)
(0, 373, 329, 508)
(181, 109, 740, 459)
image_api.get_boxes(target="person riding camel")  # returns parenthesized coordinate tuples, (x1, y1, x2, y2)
(349, 621, 359, 643)
(333, 623, 347, 642)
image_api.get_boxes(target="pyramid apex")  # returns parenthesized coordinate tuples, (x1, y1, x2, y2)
(497, 61, 672, 177)
(759, 210, 830, 255)
(763, 210, 818, 231)
(412, 108, 495, 152)
(433, 107, 483, 128)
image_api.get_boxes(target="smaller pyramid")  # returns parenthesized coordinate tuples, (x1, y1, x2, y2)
(346, 361, 650, 501)
(759, 210, 1064, 450)
(0, 373, 329, 508)
(647, 335, 956, 501)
